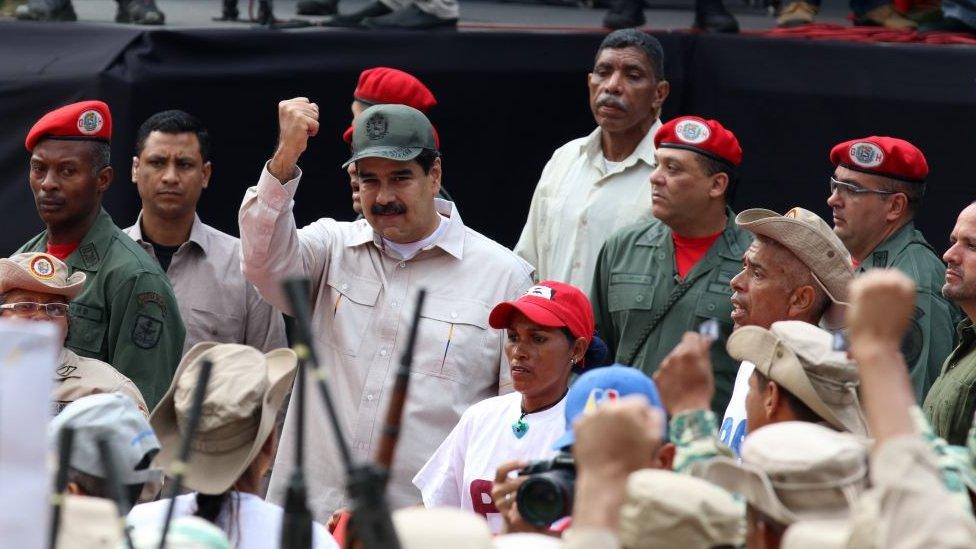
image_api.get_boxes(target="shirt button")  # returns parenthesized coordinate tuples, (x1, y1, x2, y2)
(450, 312, 458, 319)
(367, 394, 374, 401)
(707, 303, 716, 311)
(391, 301, 399, 308)
(380, 349, 388, 357)
(398, 262, 406, 269)
(636, 295, 644, 302)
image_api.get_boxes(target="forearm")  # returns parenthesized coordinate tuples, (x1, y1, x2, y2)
(850, 343, 917, 443)
(572, 472, 628, 532)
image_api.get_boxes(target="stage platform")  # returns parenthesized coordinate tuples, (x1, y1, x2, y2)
(0, 2, 973, 255)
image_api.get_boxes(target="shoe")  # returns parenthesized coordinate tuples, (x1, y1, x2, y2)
(323, 1, 391, 26)
(918, 15, 976, 33)
(776, 1, 817, 27)
(853, 4, 916, 29)
(297, 0, 338, 16)
(116, 0, 165, 24)
(603, 0, 645, 28)
(693, 0, 739, 32)
(362, 4, 457, 29)
(14, 0, 77, 21)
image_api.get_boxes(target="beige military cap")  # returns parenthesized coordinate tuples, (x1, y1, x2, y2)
(150, 342, 297, 495)
(736, 207, 854, 304)
(697, 421, 868, 526)
(619, 469, 744, 549)
(54, 494, 121, 549)
(727, 320, 868, 436)
(392, 507, 493, 549)
(0, 252, 85, 298)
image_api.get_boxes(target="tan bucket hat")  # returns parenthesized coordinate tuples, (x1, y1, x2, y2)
(0, 252, 85, 299)
(736, 207, 854, 304)
(696, 421, 868, 526)
(619, 469, 743, 549)
(727, 320, 868, 436)
(392, 507, 493, 549)
(150, 342, 297, 495)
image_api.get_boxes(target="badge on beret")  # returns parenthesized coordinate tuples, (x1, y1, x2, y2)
(29, 255, 56, 280)
(674, 120, 711, 144)
(366, 113, 389, 141)
(525, 286, 555, 300)
(848, 142, 884, 169)
(76, 110, 104, 136)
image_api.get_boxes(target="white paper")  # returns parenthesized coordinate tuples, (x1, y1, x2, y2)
(0, 319, 59, 549)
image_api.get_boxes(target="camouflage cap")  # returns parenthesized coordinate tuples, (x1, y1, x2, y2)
(342, 104, 437, 169)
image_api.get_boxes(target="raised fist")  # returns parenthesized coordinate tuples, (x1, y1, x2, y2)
(847, 268, 917, 351)
(653, 332, 714, 415)
(269, 97, 319, 181)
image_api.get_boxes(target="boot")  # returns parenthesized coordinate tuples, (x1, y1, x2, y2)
(14, 0, 77, 21)
(694, 0, 739, 33)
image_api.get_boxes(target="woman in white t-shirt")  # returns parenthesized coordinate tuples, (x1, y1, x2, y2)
(413, 281, 608, 533)
(127, 343, 338, 549)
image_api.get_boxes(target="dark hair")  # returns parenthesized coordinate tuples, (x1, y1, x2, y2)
(695, 154, 738, 202)
(879, 177, 924, 216)
(414, 148, 440, 174)
(66, 467, 144, 508)
(752, 370, 822, 424)
(596, 29, 665, 81)
(195, 491, 241, 540)
(560, 328, 612, 373)
(135, 109, 211, 162)
(88, 141, 111, 172)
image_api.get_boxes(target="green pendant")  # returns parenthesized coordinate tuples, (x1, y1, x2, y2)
(512, 418, 529, 439)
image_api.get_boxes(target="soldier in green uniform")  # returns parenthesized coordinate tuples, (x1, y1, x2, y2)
(18, 100, 184, 408)
(827, 136, 962, 403)
(591, 116, 751, 415)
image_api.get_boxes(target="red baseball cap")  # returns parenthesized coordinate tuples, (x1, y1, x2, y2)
(488, 281, 594, 346)
(655, 116, 742, 167)
(829, 136, 928, 183)
(343, 67, 440, 147)
(26, 100, 112, 152)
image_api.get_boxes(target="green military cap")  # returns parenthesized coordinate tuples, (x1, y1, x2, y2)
(342, 104, 437, 168)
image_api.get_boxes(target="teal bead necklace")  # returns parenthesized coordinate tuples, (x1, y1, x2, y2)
(511, 388, 568, 439)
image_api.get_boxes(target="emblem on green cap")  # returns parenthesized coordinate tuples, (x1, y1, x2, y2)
(366, 113, 389, 141)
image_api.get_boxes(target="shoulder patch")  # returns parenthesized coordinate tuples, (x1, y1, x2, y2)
(872, 250, 889, 268)
(137, 292, 167, 316)
(79, 242, 99, 269)
(132, 314, 163, 350)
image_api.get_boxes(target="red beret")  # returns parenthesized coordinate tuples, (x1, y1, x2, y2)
(829, 136, 928, 183)
(343, 67, 439, 146)
(655, 116, 742, 167)
(25, 100, 112, 152)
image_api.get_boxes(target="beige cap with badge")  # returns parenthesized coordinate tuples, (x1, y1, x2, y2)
(0, 252, 85, 297)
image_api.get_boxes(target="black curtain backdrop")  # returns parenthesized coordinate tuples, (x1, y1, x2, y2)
(1, 22, 973, 257)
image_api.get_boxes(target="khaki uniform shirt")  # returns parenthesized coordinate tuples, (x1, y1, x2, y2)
(515, 123, 659, 291)
(19, 208, 185, 409)
(923, 319, 976, 445)
(240, 165, 534, 521)
(124, 213, 287, 354)
(53, 348, 147, 416)
(591, 208, 751, 414)
(856, 222, 962, 402)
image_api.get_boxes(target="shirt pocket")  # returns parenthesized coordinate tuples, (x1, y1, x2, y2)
(187, 308, 243, 343)
(412, 295, 491, 382)
(67, 301, 107, 355)
(325, 271, 381, 357)
(607, 273, 656, 313)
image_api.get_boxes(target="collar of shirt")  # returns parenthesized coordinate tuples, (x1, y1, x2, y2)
(127, 212, 211, 256)
(50, 208, 116, 272)
(346, 198, 466, 260)
(858, 221, 933, 271)
(581, 118, 662, 175)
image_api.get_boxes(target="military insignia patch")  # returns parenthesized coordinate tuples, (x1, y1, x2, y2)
(29, 255, 56, 280)
(872, 250, 889, 268)
(525, 286, 555, 300)
(76, 110, 104, 135)
(137, 292, 167, 315)
(366, 113, 389, 141)
(848, 142, 884, 168)
(674, 119, 711, 144)
(79, 243, 99, 269)
(132, 314, 163, 349)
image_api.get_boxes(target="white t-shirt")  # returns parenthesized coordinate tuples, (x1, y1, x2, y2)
(412, 391, 566, 533)
(127, 491, 338, 549)
(719, 361, 754, 456)
(382, 214, 449, 260)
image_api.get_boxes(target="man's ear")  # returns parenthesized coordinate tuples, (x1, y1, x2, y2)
(96, 166, 113, 194)
(709, 172, 729, 199)
(429, 157, 442, 197)
(652, 80, 670, 112)
(787, 285, 817, 319)
(131, 156, 139, 184)
(763, 381, 780, 421)
(201, 161, 213, 190)
(66, 482, 82, 496)
(886, 192, 909, 222)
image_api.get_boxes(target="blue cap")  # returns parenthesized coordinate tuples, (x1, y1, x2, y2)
(552, 364, 665, 450)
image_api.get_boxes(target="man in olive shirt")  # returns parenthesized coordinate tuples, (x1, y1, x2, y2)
(924, 202, 976, 445)
(827, 136, 961, 402)
(592, 116, 751, 415)
(18, 100, 184, 408)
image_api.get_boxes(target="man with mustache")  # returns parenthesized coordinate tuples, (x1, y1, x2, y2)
(123, 110, 286, 354)
(239, 100, 533, 520)
(18, 100, 185, 409)
(923, 203, 976, 444)
(591, 115, 750, 416)
(826, 136, 961, 402)
(515, 29, 669, 292)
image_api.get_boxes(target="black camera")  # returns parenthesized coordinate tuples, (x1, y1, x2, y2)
(515, 452, 576, 527)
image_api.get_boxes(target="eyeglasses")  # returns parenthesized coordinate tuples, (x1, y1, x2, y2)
(829, 176, 899, 198)
(0, 302, 69, 318)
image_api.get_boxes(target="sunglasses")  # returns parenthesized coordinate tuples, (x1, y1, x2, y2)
(829, 176, 898, 197)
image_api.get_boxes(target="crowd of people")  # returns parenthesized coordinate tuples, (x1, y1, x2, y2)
(8, 27, 976, 549)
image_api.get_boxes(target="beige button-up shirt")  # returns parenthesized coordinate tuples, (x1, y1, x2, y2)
(514, 122, 660, 291)
(125, 214, 287, 354)
(240, 165, 534, 520)
(53, 348, 148, 416)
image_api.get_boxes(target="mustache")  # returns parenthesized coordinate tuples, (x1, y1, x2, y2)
(371, 202, 407, 215)
(596, 95, 627, 110)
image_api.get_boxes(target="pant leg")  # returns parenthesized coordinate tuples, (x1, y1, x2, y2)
(943, 0, 976, 26)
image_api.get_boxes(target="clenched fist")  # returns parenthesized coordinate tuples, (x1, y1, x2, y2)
(653, 332, 715, 415)
(847, 268, 917, 354)
(269, 97, 320, 182)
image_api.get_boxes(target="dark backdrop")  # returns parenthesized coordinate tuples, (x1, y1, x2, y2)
(1, 22, 973, 256)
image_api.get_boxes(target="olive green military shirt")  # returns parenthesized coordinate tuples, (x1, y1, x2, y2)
(591, 208, 752, 415)
(923, 319, 976, 446)
(857, 222, 963, 402)
(19, 208, 185, 409)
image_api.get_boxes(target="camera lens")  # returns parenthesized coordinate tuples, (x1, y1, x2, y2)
(516, 474, 570, 527)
